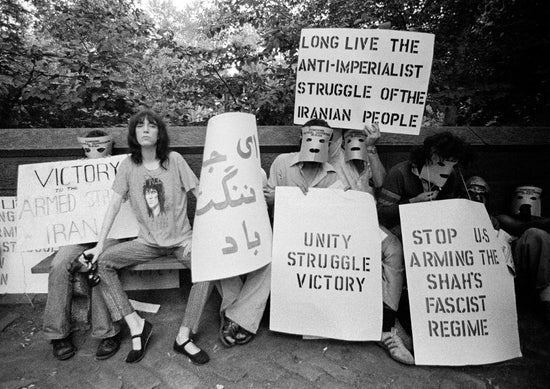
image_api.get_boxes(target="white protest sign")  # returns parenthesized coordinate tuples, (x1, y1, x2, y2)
(294, 28, 434, 135)
(400, 199, 521, 365)
(16, 155, 138, 251)
(191, 112, 272, 282)
(1, 197, 49, 293)
(270, 187, 382, 341)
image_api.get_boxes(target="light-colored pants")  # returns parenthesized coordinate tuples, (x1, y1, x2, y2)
(513, 227, 550, 292)
(215, 263, 271, 334)
(380, 226, 405, 311)
(97, 240, 210, 332)
(43, 243, 119, 340)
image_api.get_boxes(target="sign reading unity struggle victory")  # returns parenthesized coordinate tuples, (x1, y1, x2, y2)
(270, 187, 382, 341)
(191, 112, 272, 282)
(400, 199, 521, 365)
(294, 28, 434, 135)
(16, 155, 138, 251)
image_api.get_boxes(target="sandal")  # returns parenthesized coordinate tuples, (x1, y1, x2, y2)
(235, 327, 255, 345)
(219, 315, 238, 347)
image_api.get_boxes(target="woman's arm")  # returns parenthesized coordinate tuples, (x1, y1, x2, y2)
(84, 192, 123, 261)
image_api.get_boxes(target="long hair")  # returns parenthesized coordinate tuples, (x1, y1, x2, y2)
(410, 131, 471, 169)
(127, 109, 170, 168)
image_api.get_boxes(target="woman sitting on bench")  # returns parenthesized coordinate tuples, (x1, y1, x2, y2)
(85, 109, 209, 364)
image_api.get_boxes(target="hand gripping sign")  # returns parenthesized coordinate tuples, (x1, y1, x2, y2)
(191, 112, 272, 282)
(399, 199, 521, 365)
(270, 187, 382, 341)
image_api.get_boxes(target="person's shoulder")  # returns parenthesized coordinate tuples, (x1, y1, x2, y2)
(273, 152, 298, 164)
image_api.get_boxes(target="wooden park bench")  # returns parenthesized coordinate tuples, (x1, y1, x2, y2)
(2, 124, 550, 290)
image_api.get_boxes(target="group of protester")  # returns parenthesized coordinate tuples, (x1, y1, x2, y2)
(43, 109, 550, 366)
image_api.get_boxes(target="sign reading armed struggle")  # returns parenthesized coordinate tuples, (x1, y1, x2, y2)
(16, 155, 138, 251)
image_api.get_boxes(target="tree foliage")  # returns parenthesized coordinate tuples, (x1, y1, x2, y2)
(1, 0, 548, 128)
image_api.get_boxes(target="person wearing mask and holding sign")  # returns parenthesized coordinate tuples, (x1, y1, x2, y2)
(377, 131, 470, 238)
(43, 131, 122, 361)
(328, 122, 413, 365)
(84, 109, 210, 364)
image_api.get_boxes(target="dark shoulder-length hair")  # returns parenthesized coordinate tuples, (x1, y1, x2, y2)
(410, 131, 472, 169)
(127, 109, 170, 168)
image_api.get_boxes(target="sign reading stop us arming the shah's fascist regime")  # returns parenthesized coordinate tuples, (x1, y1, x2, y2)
(400, 199, 521, 365)
(270, 187, 382, 341)
(191, 112, 272, 282)
(16, 155, 138, 251)
(294, 28, 434, 135)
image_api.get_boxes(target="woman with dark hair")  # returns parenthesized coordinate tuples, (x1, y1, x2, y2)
(85, 109, 210, 364)
(377, 131, 471, 236)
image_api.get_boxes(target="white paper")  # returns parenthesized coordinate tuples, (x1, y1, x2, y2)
(400, 199, 522, 365)
(270, 187, 382, 341)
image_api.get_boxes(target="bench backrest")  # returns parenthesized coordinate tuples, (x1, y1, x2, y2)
(2, 126, 549, 217)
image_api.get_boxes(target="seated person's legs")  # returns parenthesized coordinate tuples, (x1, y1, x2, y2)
(43, 244, 87, 360)
(173, 245, 210, 365)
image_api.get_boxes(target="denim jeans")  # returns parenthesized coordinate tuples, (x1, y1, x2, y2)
(380, 226, 405, 311)
(97, 239, 211, 331)
(42, 243, 119, 340)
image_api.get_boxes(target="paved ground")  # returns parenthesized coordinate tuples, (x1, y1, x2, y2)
(1, 277, 550, 389)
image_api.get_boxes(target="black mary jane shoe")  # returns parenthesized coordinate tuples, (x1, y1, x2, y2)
(126, 320, 153, 364)
(173, 339, 210, 365)
(52, 336, 76, 361)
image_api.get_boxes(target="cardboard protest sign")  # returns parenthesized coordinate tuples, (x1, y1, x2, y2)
(1, 197, 49, 293)
(16, 155, 138, 251)
(400, 199, 521, 365)
(270, 187, 382, 341)
(294, 28, 434, 135)
(191, 112, 272, 282)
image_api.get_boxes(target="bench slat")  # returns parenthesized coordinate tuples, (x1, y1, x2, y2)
(31, 252, 187, 274)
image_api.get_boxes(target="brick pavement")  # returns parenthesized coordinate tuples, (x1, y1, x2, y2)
(1, 283, 550, 389)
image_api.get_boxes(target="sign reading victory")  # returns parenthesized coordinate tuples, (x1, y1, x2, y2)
(294, 28, 434, 135)
(16, 155, 138, 251)
(270, 187, 382, 341)
(191, 112, 272, 282)
(400, 199, 521, 365)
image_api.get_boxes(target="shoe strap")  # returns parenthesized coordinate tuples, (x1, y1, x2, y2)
(179, 338, 194, 347)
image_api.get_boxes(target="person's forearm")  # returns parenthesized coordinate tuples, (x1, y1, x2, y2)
(366, 148, 386, 188)
(95, 194, 123, 250)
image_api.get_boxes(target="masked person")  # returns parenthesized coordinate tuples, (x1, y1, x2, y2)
(43, 131, 122, 361)
(328, 122, 413, 365)
(496, 186, 550, 323)
(84, 110, 210, 364)
(377, 131, 470, 238)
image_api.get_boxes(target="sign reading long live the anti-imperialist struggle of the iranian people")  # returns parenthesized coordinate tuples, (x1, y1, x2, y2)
(16, 155, 138, 251)
(270, 187, 382, 341)
(294, 28, 434, 135)
(191, 112, 272, 282)
(400, 199, 522, 365)
(1, 197, 49, 293)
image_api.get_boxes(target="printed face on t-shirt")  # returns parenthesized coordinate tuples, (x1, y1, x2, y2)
(143, 177, 166, 218)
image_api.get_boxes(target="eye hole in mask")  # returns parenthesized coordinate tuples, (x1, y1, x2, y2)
(96, 147, 105, 153)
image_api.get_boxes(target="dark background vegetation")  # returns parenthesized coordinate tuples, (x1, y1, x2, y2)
(1, 0, 549, 128)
